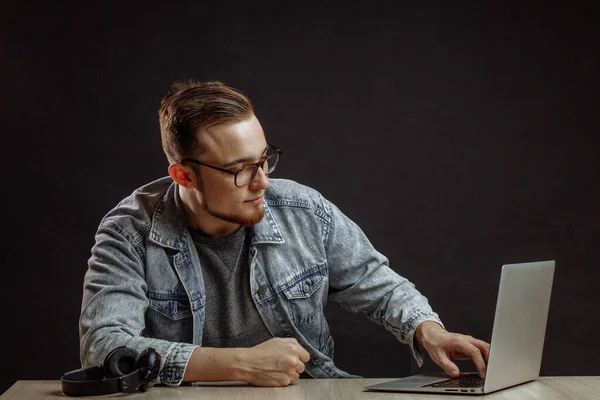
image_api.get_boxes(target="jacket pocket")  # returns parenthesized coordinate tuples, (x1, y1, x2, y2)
(148, 291, 202, 321)
(280, 262, 327, 324)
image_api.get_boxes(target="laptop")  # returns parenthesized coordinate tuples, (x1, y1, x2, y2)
(366, 260, 555, 395)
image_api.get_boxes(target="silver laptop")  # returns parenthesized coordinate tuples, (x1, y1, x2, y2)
(366, 260, 555, 395)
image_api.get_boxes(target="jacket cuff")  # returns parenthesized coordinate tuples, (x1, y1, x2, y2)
(159, 343, 199, 386)
(406, 315, 445, 367)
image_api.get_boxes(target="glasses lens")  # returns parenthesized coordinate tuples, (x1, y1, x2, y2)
(233, 147, 280, 187)
(235, 165, 258, 187)
(265, 152, 279, 174)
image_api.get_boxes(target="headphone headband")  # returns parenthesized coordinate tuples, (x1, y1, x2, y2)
(61, 347, 160, 397)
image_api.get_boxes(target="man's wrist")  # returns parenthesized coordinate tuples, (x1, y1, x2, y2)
(415, 320, 445, 348)
(230, 347, 251, 382)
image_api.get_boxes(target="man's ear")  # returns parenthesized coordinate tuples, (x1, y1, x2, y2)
(168, 163, 196, 189)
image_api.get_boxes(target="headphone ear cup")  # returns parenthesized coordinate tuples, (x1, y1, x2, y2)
(103, 347, 139, 379)
(135, 348, 161, 391)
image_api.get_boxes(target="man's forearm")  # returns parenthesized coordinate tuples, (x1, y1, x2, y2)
(183, 347, 249, 382)
(182, 338, 310, 386)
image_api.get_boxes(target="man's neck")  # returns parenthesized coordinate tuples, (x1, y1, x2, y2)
(178, 186, 241, 238)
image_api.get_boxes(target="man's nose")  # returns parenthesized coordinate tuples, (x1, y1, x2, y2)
(249, 165, 270, 190)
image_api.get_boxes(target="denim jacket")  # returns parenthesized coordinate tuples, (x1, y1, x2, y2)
(80, 177, 442, 385)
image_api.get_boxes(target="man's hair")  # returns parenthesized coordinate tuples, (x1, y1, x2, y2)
(159, 80, 255, 164)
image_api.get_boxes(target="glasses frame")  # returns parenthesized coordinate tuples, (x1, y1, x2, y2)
(180, 144, 281, 187)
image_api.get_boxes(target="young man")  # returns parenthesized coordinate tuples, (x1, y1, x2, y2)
(80, 81, 489, 387)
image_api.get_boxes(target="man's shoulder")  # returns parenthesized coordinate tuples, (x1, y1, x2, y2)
(99, 177, 173, 233)
(265, 178, 325, 208)
(264, 179, 333, 224)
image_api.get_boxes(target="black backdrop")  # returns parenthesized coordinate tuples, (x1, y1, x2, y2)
(2, 1, 599, 393)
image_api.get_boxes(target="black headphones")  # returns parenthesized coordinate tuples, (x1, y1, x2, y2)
(61, 347, 161, 397)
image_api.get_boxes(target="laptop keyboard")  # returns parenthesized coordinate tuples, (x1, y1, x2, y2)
(424, 374, 484, 388)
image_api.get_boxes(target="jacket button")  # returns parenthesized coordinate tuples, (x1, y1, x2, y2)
(258, 286, 267, 296)
(302, 283, 310, 294)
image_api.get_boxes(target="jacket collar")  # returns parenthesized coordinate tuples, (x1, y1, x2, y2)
(249, 201, 285, 245)
(148, 181, 189, 251)
(149, 181, 284, 250)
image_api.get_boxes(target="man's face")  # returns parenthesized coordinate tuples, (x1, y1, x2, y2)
(192, 115, 270, 227)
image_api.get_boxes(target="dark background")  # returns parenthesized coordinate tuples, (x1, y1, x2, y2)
(2, 1, 599, 393)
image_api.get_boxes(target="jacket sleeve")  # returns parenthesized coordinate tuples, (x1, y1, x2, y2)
(321, 197, 444, 366)
(79, 223, 198, 386)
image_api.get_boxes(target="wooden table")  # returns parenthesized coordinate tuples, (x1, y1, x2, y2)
(2, 377, 599, 399)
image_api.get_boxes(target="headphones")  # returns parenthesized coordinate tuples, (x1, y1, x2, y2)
(61, 347, 161, 397)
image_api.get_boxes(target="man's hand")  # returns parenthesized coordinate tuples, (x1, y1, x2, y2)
(415, 321, 490, 379)
(237, 337, 311, 386)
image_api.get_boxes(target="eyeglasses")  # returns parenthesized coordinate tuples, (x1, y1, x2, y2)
(180, 144, 281, 187)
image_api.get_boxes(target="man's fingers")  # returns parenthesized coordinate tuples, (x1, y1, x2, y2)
(290, 372, 300, 383)
(464, 337, 490, 368)
(473, 339, 491, 362)
(296, 361, 306, 374)
(436, 352, 461, 378)
(297, 346, 311, 363)
(282, 337, 310, 363)
(456, 341, 487, 378)
(423, 331, 490, 380)
(281, 337, 310, 361)
(452, 338, 490, 361)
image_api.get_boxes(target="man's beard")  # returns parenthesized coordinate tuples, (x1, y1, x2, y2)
(193, 174, 265, 227)
(201, 198, 265, 227)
